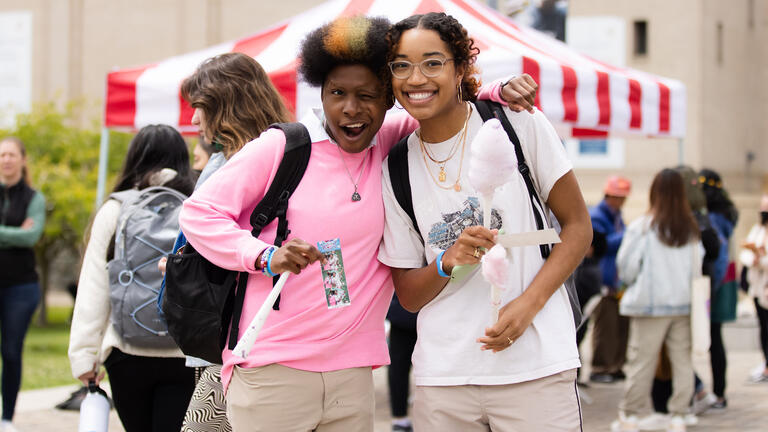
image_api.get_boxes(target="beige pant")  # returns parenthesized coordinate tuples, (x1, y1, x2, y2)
(413, 369, 582, 431)
(620, 315, 693, 416)
(226, 364, 374, 432)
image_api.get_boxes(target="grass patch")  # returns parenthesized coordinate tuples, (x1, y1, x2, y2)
(22, 306, 79, 390)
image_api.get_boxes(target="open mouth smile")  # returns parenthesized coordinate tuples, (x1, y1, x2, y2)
(340, 122, 367, 138)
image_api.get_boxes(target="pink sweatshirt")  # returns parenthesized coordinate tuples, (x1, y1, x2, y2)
(179, 82, 505, 389)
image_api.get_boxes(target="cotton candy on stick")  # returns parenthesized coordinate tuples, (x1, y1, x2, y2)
(481, 244, 509, 323)
(232, 272, 290, 359)
(467, 119, 517, 229)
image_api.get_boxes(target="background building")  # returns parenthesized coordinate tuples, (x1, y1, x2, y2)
(1, 0, 766, 238)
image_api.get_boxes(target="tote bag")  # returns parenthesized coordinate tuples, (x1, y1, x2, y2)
(711, 262, 738, 323)
(690, 244, 711, 355)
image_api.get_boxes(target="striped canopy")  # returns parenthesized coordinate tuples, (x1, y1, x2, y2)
(104, 0, 686, 138)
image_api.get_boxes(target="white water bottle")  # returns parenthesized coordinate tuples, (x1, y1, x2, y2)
(78, 381, 110, 432)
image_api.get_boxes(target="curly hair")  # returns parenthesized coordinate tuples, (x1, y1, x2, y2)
(298, 15, 392, 103)
(387, 12, 480, 100)
(699, 168, 738, 224)
(181, 53, 291, 158)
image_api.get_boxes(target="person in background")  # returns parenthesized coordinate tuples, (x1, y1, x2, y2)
(173, 51, 292, 432)
(69, 125, 196, 432)
(699, 168, 737, 408)
(386, 297, 418, 432)
(739, 194, 768, 383)
(575, 230, 607, 362)
(644, 166, 719, 429)
(0, 137, 45, 432)
(192, 134, 214, 172)
(590, 175, 631, 384)
(612, 168, 702, 432)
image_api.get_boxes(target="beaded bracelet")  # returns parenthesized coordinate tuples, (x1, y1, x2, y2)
(436, 250, 449, 278)
(259, 246, 278, 277)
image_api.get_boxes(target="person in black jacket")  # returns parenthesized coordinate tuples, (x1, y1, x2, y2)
(0, 137, 45, 431)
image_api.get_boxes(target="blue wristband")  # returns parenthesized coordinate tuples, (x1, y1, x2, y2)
(260, 246, 278, 277)
(436, 250, 449, 278)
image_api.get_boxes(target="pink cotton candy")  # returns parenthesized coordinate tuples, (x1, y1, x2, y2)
(468, 119, 518, 196)
(481, 244, 509, 288)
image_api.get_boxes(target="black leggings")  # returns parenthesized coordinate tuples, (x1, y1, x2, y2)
(710, 321, 726, 398)
(104, 349, 195, 432)
(388, 324, 417, 418)
(756, 299, 768, 365)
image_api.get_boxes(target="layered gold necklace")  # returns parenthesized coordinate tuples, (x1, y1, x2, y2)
(418, 103, 472, 192)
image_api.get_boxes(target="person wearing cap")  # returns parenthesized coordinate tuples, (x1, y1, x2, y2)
(589, 175, 632, 384)
(739, 194, 768, 383)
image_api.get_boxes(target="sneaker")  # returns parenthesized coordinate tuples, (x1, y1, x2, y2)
(612, 370, 627, 380)
(667, 416, 686, 432)
(711, 398, 727, 409)
(691, 391, 717, 414)
(748, 372, 768, 383)
(637, 412, 669, 430)
(610, 414, 639, 432)
(591, 372, 617, 383)
(392, 425, 413, 432)
(0, 420, 19, 432)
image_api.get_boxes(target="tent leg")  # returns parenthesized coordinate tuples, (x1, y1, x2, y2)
(96, 127, 109, 208)
(677, 138, 684, 165)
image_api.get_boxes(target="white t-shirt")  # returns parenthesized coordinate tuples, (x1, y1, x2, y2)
(378, 104, 580, 386)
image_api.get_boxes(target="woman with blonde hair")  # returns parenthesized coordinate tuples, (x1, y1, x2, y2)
(612, 168, 702, 432)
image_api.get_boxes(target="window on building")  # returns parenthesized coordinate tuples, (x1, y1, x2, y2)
(717, 22, 724, 65)
(633, 20, 647, 56)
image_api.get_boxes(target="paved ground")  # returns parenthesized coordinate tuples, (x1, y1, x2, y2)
(12, 315, 768, 431)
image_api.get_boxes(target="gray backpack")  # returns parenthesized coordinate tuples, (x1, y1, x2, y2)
(107, 186, 187, 349)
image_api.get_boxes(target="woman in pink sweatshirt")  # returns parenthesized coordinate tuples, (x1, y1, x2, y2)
(179, 15, 532, 432)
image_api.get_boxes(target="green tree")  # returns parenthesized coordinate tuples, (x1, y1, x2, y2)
(1, 102, 131, 325)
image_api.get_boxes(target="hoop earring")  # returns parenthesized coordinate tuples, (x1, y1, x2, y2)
(457, 83, 463, 103)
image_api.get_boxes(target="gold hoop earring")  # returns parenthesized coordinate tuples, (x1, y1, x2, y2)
(457, 83, 463, 103)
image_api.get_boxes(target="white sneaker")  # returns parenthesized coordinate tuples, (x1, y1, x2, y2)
(666, 416, 686, 432)
(611, 413, 639, 432)
(692, 391, 717, 414)
(0, 420, 19, 432)
(683, 413, 698, 426)
(637, 412, 670, 430)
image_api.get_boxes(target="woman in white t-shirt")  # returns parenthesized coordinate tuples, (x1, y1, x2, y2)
(378, 12, 592, 431)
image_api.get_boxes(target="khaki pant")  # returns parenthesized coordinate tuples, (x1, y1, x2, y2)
(413, 369, 582, 431)
(620, 316, 693, 416)
(590, 295, 630, 374)
(226, 364, 374, 432)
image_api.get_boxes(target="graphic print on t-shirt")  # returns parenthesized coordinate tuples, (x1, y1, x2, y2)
(427, 197, 502, 250)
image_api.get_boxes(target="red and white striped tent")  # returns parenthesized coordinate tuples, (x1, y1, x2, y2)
(104, 0, 686, 139)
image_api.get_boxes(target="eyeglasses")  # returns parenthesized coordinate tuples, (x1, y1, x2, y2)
(388, 58, 454, 79)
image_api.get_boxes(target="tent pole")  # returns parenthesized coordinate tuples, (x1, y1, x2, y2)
(96, 127, 109, 208)
(677, 138, 684, 165)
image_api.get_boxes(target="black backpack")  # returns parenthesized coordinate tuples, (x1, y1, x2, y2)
(387, 100, 583, 329)
(162, 123, 311, 364)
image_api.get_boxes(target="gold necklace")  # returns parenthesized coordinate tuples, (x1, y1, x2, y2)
(419, 103, 471, 182)
(419, 104, 472, 191)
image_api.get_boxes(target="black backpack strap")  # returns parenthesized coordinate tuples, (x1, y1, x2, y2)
(474, 100, 551, 259)
(227, 122, 312, 350)
(388, 136, 421, 240)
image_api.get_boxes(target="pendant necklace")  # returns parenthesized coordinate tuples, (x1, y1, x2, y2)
(336, 144, 370, 202)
